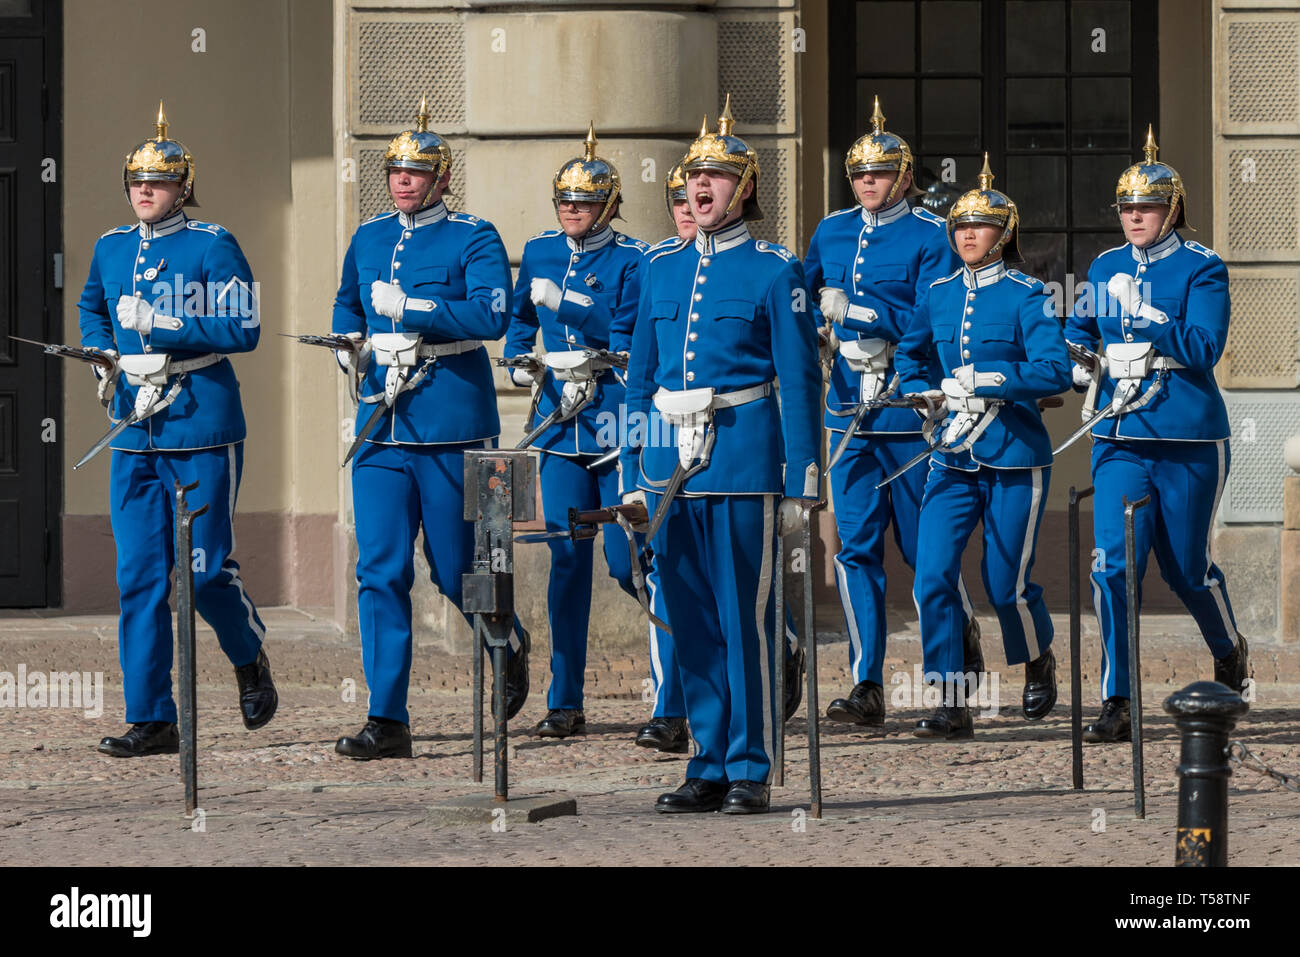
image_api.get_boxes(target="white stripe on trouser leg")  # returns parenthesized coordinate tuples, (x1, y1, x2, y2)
(956, 576, 974, 620)
(1015, 468, 1044, 661)
(834, 554, 864, 679)
(224, 445, 265, 642)
(754, 496, 775, 778)
(1202, 440, 1233, 635)
(1092, 575, 1110, 698)
(648, 574, 666, 709)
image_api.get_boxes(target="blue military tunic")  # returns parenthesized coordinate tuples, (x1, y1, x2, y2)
(805, 199, 957, 434)
(332, 200, 509, 445)
(79, 210, 259, 449)
(621, 218, 822, 785)
(897, 259, 1071, 680)
(1065, 232, 1238, 700)
(331, 198, 523, 725)
(77, 208, 265, 725)
(505, 224, 646, 455)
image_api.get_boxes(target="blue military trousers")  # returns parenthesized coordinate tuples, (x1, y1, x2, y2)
(830, 432, 972, 685)
(110, 444, 265, 723)
(914, 463, 1054, 682)
(1090, 438, 1238, 699)
(650, 493, 779, 785)
(352, 440, 523, 725)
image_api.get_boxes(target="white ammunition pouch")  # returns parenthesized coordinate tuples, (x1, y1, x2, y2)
(364, 334, 482, 406)
(1098, 342, 1184, 418)
(652, 382, 772, 471)
(933, 377, 1000, 453)
(840, 337, 896, 404)
(117, 352, 219, 421)
(545, 350, 612, 418)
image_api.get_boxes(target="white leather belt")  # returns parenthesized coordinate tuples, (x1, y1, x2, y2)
(419, 339, 481, 358)
(118, 352, 220, 387)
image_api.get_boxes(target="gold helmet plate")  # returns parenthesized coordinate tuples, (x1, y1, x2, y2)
(844, 96, 919, 205)
(946, 154, 1022, 263)
(1114, 125, 1188, 239)
(681, 94, 763, 220)
(122, 101, 196, 213)
(552, 122, 622, 228)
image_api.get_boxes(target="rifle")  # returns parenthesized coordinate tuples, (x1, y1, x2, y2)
(9, 336, 116, 373)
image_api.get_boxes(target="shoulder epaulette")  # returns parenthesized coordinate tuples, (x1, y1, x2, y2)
(1097, 242, 1129, 259)
(754, 240, 796, 263)
(99, 224, 136, 239)
(650, 240, 690, 263)
(185, 220, 226, 236)
(825, 207, 859, 220)
(616, 235, 650, 253)
(1184, 240, 1219, 259)
(647, 236, 683, 253)
(527, 228, 563, 243)
(447, 211, 483, 226)
(911, 207, 946, 227)
(930, 269, 962, 287)
(1007, 269, 1044, 288)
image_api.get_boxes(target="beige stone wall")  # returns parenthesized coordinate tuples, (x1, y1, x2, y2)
(61, 0, 336, 609)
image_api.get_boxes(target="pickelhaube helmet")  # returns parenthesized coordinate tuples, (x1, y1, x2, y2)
(844, 97, 924, 205)
(664, 157, 688, 220)
(553, 123, 622, 228)
(681, 94, 763, 221)
(947, 154, 1023, 264)
(383, 96, 453, 209)
(1114, 125, 1189, 239)
(123, 102, 197, 213)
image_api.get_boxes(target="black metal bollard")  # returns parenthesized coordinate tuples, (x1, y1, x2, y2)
(174, 480, 208, 818)
(1162, 681, 1249, 866)
(1068, 485, 1094, 791)
(462, 450, 536, 800)
(1123, 494, 1151, 818)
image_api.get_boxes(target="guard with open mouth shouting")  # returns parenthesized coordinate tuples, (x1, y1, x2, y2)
(620, 99, 823, 814)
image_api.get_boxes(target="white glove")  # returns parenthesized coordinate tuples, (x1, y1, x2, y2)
(94, 349, 120, 406)
(954, 364, 976, 394)
(116, 295, 156, 332)
(1072, 364, 1094, 389)
(777, 497, 805, 537)
(336, 332, 370, 375)
(818, 287, 849, 324)
(621, 489, 646, 509)
(530, 278, 563, 313)
(511, 366, 536, 388)
(1106, 273, 1143, 317)
(370, 280, 407, 320)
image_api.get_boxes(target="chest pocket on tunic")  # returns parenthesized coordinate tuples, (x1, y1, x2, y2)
(358, 267, 381, 289)
(981, 322, 1019, 345)
(713, 299, 756, 350)
(933, 322, 958, 342)
(822, 263, 846, 282)
(869, 263, 911, 287)
(409, 264, 449, 291)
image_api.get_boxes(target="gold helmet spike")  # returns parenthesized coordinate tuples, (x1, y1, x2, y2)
(718, 94, 735, 136)
(415, 94, 430, 133)
(123, 101, 196, 213)
(844, 94, 921, 205)
(681, 95, 763, 221)
(946, 154, 1022, 263)
(1114, 123, 1189, 239)
(583, 121, 598, 162)
(699, 115, 709, 138)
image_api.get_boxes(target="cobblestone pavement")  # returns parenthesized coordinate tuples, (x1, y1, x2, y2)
(1, 608, 1297, 866)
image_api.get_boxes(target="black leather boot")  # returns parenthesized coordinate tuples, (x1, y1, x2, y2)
(913, 705, 974, 740)
(721, 779, 771, 814)
(825, 680, 884, 726)
(1083, 696, 1131, 743)
(635, 716, 689, 753)
(1022, 648, 1057, 720)
(783, 646, 806, 721)
(655, 777, 728, 813)
(504, 626, 531, 720)
(97, 721, 179, 758)
(535, 708, 585, 738)
(234, 648, 278, 730)
(1213, 634, 1250, 695)
(335, 718, 413, 759)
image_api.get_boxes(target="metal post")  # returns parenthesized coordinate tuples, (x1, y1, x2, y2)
(462, 450, 536, 800)
(1068, 485, 1094, 791)
(1123, 494, 1151, 819)
(803, 504, 823, 819)
(1163, 682, 1249, 866)
(174, 480, 207, 818)
(773, 527, 785, 787)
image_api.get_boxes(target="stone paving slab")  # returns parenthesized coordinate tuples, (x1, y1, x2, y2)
(1, 609, 1297, 866)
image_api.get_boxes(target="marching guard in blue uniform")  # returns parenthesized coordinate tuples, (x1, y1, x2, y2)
(331, 99, 529, 758)
(895, 157, 1071, 738)
(1065, 129, 1249, 742)
(804, 99, 982, 727)
(621, 101, 823, 813)
(504, 126, 662, 741)
(81, 104, 276, 756)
